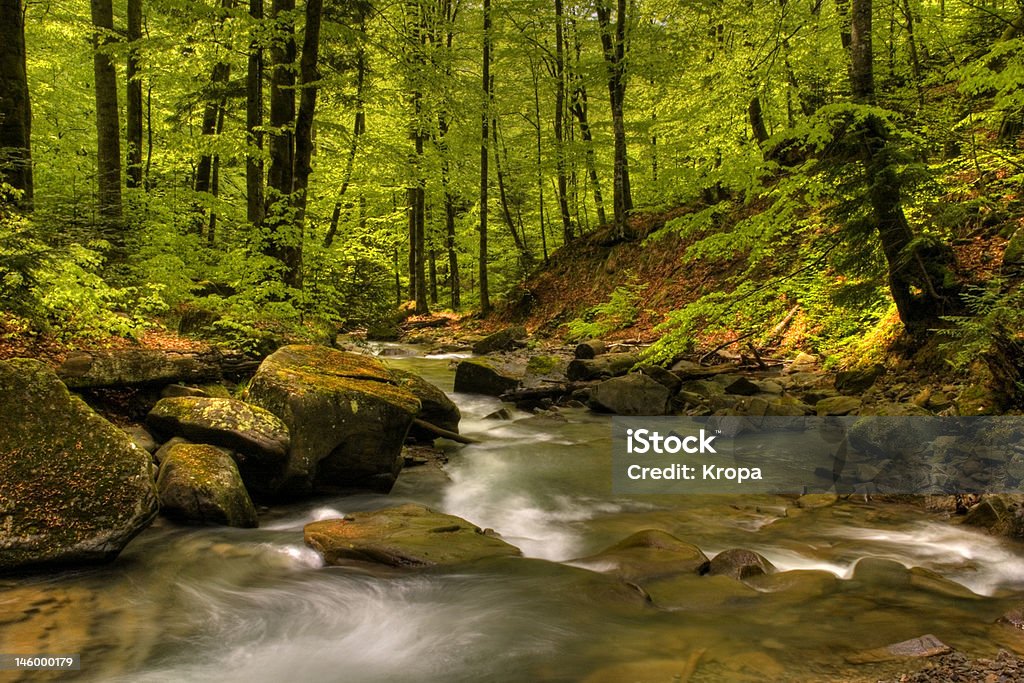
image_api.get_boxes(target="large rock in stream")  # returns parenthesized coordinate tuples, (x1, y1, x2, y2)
(244, 345, 420, 498)
(157, 443, 258, 528)
(147, 396, 290, 498)
(574, 530, 710, 583)
(304, 504, 521, 567)
(453, 357, 523, 396)
(391, 369, 461, 441)
(588, 373, 671, 415)
(0, 359, 158, 570)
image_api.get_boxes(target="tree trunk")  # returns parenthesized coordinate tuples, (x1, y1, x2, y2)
(126, 0, 143, 190)
(292, 0, 323, 253)
(246, 0, 265, 226)
(553, 0, 573, 243)
(263, 0, 298, 286)
(90, 0, 124, 246)
(324, 38, 366, 248)
(0, 0, 33, 209)
(207, 104, 226, 246)
(530, 58, 549, 263)
(570, 21, 607, 227)
(479, 0, 491, 315)
(748, 96, 769, 146)
(492, 115, 530, 263)
(597, 0, 632, 242)
(195, 55, 231, 235)
(850, 0, 955, 331)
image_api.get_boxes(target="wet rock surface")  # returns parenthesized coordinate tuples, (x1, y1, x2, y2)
(303, 503, 521, 568)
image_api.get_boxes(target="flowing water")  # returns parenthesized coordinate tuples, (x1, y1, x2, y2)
(4, 347, 1024, 682)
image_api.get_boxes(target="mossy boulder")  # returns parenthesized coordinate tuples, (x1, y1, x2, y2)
(0, 359, 158, 571)
(471, 325, 526, 355)
(244, 345, 420, 498)
(707, 548, 777, 580)
(453, 358, 523, 396)
(303, 504, 520, 568)
(156, 443, 258, 528)
(391, 369, 461, 442)
(146, 396, 290, 498)
(574, 530, 710, 583)
(588, 373, 671, 415)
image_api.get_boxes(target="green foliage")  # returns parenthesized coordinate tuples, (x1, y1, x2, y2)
(565, 282, 646, 341)
(937, 280, 1024, 372)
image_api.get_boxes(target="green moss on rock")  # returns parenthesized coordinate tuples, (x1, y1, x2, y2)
(0, 359, 158, 570)
(244, 345, 420, 498)
(157, 444, 258, 528)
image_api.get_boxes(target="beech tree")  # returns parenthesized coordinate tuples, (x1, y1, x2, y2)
(0, 0, 33, 209)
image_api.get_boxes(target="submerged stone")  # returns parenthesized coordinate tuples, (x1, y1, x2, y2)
(574, 529, 709, 582)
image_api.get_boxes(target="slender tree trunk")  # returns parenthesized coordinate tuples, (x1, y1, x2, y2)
(264, 0, 298, 285)
(126, 0, 143, 190)
(479, 0, 491, 315)
(0, 0, 33, 209)
(553, 0, 573, 243)
(570, 21, 607, 227)
(246, 0, 264, 226)
(492, 115, 530, 262)
(207, 104, 226, 246)
(748, 96, 769, 146)
(292, 0, 322, 235)
(195, 61, 230, 197)
(324, 38, 366, 248)
(899, 0, 925, 110)
(597, 0, 632, 241)
(429, 246, 438, 305)
(90, 0, 124, 245)
(530, 58, 548, 263)
(439, 110, 460, 309)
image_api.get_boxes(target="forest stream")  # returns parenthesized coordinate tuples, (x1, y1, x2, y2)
(3, 346, 1024, 682)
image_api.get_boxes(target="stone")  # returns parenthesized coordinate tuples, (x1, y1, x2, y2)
(147, 396, 289, 460)
(157, 443, 258, 528)
(154, 436, 189, 465)
(815, 395, 861, 416)
(123, 424, 159, 454)
(707, 548, 777, 580)
(638, 364, 682, 393)
(304, 504, 520, 567)
(453, 358, 523, 396)
(927, 391, 953, 412)
(471, 325, 526, 355)
(835, 365, 884, 395)
(574, 529, 710, 582)
(788, 352, 819, 373)
(757, 380, 784, 395)
(160, 384, 211, 399)
(391, 369, 461, 441)
(0, 359, 158, 570)
(724, 376, 760, 396)
(851, 557, 911, 587)
(566, 353, 640, 381)
(588, 373, 671, 416)
(845, 634, 951, 664)
(244, 345, 420, 498)
(147, 396, 290, 499)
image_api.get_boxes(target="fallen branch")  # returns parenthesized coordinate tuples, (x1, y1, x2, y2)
(412, 418, 479, 444)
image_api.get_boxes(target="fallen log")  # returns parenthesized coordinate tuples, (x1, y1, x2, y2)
(573, 340, 607, 359)
(566, 353, 639, 382)
(57, 348, 264, 389)
(499, 382, 594, 403)
(412, 418, 479, 445)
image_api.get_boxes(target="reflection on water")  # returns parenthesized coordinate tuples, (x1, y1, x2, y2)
(3, 349, 1024, 682)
